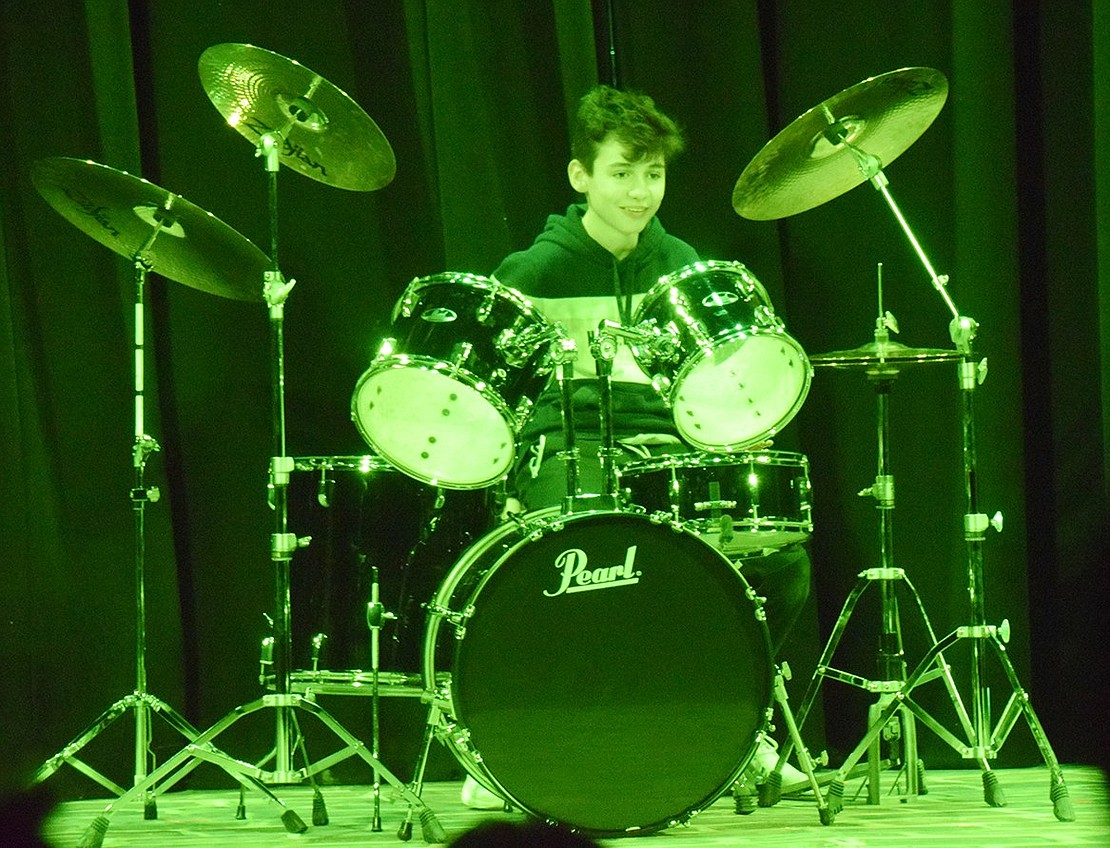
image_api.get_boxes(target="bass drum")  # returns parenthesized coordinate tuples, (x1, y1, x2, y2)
(423, 508, 774, 836)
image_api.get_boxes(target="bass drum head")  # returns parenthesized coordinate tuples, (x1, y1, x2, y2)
(444, 510, 773, 836)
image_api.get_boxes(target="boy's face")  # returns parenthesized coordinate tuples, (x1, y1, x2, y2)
(568, 135, 666, 253)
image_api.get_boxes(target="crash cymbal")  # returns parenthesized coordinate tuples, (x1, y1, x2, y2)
(32, 157, 269, 301)
(810, 339, 962, 368)
(733, 67, 948, 220)
(198, 43, 396, 192)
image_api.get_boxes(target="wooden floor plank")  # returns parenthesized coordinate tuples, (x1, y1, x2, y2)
(39, 766, 1110, 847)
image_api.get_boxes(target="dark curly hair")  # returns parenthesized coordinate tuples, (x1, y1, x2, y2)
(570, 84, 685, 173)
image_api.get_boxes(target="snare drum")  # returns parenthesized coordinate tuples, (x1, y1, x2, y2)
(631, 260, 811, 451)
(619, 450, 813, 555)
(351, 273, 559, 489)
(423, 508, 773, 836)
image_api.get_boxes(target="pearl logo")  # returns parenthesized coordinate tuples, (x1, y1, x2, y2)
(543, 546, 641, 597)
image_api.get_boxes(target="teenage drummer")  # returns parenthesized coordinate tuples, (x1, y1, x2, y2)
(470, 85, 811, 808)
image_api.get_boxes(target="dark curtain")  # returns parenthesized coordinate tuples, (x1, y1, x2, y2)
(2, 0, 1106, 799)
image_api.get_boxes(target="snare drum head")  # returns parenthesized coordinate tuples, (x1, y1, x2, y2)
(442, 510, 772, 835)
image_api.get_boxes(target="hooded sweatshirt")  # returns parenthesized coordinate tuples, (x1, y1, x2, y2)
(492, 203, 699, 442)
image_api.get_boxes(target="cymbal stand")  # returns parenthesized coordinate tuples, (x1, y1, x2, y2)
(76, 131, 447, 848)
(811, 136, 1073, 820)
(33, 222, 201, 816)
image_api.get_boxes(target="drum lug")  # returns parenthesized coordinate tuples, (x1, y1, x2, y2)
(754, 303, 784, 331)
(650, 373, 672, 400)
(476, 290, 497, 325)
(373, 336, 397, 358)
(448, 341, 474, 371)
(495, 323, 560, 368)
(513, 395, 534, 424)
(426, 601, 475, 640)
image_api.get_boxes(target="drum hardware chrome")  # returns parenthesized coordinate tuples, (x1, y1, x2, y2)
(424, 601, 475, 638)
(447, 340, 474, 371)
(694, 498, 740, 511)
(475, 289, 498, 325)
(739, 66, 1070, 813)
(310, 633, 327, 672)
(512, 394, 534, 423)
(365, 565, 398, 832)
(587, 325, 622, 508)
(494, 321, 563, 368)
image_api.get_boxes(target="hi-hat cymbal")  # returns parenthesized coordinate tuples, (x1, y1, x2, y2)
(198, 43, 396, 192)
(733, 67, 948, 220)
(32, 157, 269, 301)
(810, 339, 962, 368)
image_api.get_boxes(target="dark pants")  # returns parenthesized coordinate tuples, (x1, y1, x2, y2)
(511, 435, 812, 658)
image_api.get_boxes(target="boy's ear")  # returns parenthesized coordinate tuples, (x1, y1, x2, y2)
(567, 158, 589, 193)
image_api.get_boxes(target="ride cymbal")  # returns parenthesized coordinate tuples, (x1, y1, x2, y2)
(810, 339, 962, 368)
(198, 43, 396, 191)
(32, 157, 269, 301)
(733, 67, 948, 220)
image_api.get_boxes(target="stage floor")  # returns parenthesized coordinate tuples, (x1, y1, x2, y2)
(39, 765, 1110, 847)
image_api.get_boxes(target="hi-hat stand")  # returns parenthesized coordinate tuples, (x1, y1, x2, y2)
(32, 227, 201, 817)
(773, 267, 969, 808)
(812, 134, 1074, 821)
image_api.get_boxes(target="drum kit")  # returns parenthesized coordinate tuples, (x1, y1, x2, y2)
(31, 46, 1073, 847)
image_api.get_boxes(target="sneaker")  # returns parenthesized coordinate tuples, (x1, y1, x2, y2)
(750, 736, 808, 787)
(461, 774, 504, 810)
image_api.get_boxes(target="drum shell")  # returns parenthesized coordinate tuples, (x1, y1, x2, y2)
(423, 508, 773, 836)
(619, 450, 813, 555)
(351, 274, 557, 489)
(286, 456, 493, 674)
(631, 260, 812, 451)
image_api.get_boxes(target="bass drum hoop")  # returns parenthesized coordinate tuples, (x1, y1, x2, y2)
(422, 507, 774, 836)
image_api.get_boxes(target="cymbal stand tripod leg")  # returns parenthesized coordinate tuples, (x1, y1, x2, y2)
(33, 231, 201, 817)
